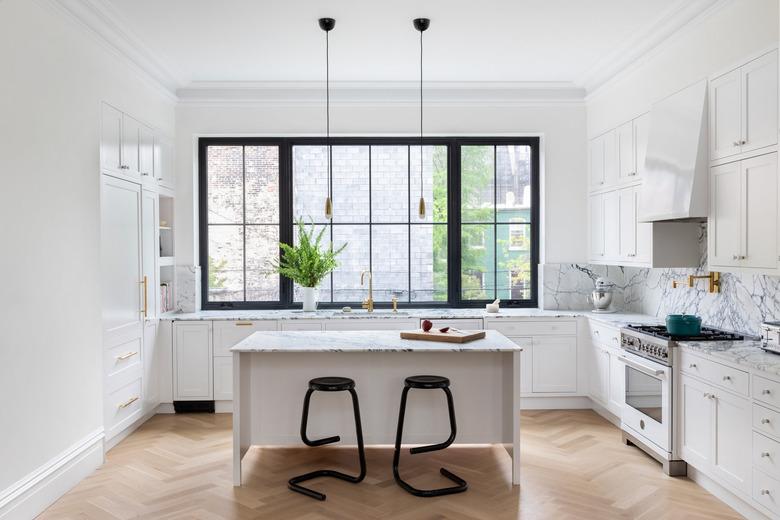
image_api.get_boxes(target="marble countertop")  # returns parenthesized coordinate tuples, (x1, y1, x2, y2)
(167, 307, 661, 328)
(678, 340, 780, 377)
(231, 329, 523, 353)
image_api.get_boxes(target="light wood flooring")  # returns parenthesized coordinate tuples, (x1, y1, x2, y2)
(41, 410, 742, 519)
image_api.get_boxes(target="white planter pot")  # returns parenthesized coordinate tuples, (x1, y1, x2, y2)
(301, 287, 318, 312)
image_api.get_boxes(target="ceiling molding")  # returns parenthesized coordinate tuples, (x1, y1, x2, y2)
(176, 81, 586, 108)
(576, 0, 733, 94)
(39, 0, 182, 97)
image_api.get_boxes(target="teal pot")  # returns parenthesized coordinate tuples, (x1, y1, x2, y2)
(666, 314, 702, 336)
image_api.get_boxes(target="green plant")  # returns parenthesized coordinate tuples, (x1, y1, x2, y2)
(208, 255, 228, 289)
(272, 219, 346, 288)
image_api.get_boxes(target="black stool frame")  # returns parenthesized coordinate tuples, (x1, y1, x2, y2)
(392, 381, 468, 497)
(288, 383, 367, 501)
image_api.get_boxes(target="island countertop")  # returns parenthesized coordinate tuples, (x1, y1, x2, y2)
(231, 329, 522, 353)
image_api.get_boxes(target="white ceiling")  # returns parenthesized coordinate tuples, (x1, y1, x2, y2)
(101, 0, 690, 91)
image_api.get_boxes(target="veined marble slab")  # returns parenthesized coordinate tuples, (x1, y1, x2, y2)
(231, 329, 523, 353)
(679, 340, 780, 377)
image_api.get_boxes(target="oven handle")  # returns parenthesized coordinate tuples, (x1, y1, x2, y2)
(618, 355, 667, 378)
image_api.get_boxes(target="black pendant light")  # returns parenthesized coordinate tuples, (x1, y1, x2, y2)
(319, 17, 335, 220)
(414, 18, 430, 219)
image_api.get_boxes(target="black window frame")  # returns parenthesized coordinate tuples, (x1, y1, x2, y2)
(199, 136, 539, 310)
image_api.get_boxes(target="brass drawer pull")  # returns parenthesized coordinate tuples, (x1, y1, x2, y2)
(762, 418, 772, 425)
(116, 351, 138, 361)
(118, 396, 139, 409)
(235, 321, 253, 326)
(761, 452, 771, 458)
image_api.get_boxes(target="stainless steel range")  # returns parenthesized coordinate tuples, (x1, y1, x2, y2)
(618, 324, 743, 476)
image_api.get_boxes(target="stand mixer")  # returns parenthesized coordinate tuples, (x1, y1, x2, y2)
(589, 277, 616, 313)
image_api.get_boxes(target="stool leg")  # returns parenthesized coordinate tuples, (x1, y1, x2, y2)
(393, 386, 468, 498)
(300, 389, 340, 447)
(289, 389, 367, 501)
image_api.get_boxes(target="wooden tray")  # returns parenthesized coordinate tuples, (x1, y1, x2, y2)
(400, 329, 486, 343)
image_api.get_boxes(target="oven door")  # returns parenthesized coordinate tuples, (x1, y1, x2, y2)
(619, 351, 671, 452)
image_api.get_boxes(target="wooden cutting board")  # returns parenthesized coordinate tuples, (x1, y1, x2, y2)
(400, 329, 486, 343)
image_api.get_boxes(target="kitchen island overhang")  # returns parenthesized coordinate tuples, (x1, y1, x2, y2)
(231, 329, 523, 486)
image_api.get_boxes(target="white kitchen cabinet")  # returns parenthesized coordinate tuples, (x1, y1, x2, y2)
(325, 319, 417, 331)
(511, 336, 533, 395)
(174, 322, 213, 400)
(213, 320, 278, 356)
(634, 112, 650, 179)
(589, 193, 605, 259)
(603, 129, 619, 187)
(603, 189, 620, 261)
(121, 114, 142, 178)
(142, 320, 160, 413)
(617, 121, 635, 182)
(213, 357, 233, 401)
(154, 136, 175, 189)
(709, 153, 778, 272)
(139, 123, 155, 185)
(608, 353, 625, 416)
(712, 388, 752, 494)
(141, 189, 159, 319)
(101, 103, 123, 174)
(680, 374, 713, 469)
(589, 345, 609, 407)
(589, 134, 606, 188)
(280, 320, 323, 331)
(531, 336, 577, 394)
(710, 50, 778, 161)
(618, 186, 637, 260)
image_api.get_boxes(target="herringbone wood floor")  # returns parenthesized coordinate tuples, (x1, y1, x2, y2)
(40, 410, 741, 519)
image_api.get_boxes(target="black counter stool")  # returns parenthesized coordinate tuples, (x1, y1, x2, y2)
(288, 376, 366, 501)
(392, 375, 468, 497)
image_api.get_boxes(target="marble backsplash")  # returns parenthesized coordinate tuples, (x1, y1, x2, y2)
(541, 227, 780, 336)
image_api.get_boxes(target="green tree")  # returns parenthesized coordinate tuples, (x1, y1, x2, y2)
(208, 255, 228, 289)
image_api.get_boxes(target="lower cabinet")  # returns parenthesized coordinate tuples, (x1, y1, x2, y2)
(589, 344, 610, 406)
(679, 373, 751, 495)
(142, 320, 160, 413)
(173, 321, 213, 400)
(213, 357, 233, 401)
(532, 336, 577, 393)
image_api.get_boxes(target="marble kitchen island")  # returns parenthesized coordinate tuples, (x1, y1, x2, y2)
(231, 329, 523, 487)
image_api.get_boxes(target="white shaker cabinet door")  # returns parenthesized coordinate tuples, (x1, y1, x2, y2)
(589, 194, 605, 260)
(603, 129, 619, 187)
(709, 68, 742, 161)
(617, 121, 635, 182)
(618, 186, 637, 261)
(603, 190, 620, 261)
(141, 189, 159, 319)
(100, 103, 123, 174)
(679, 375, 714, 469)
(709, 161, 742, 267)
(712, 389, 752, 494)
(139, 124, 156, 184)
(589, 135, 605, 188)
(174, 322, 213, 400)
(742, 153, 778, 270)
(742, 51, 778, 155)
(633, 112, 650, 180)
(531, 336, 577, 394)
(213, 356, 233, 401)
(101, 176, 143, 338)
(121, 114, 142, 179)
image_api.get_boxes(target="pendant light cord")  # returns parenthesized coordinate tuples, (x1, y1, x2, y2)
(326, 29, 332, 201)
(419, 28, 424, 200)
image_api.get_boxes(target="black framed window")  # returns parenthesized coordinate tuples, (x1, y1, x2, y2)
(199, 137, 538, 309)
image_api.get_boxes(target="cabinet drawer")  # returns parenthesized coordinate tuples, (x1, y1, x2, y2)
(213, 320, 277, 356)
(105, 377, 143, 436)
(486, 320, 576, 337)
(589, 321, 621, 348)
(754, 375, 780, 408)
(423, 319, 483, 331)
(104, 336, 142, 391)
(755, 432, 780, 480)
(680, 351, 749, 396)
(754, 469, 780, 515)
(754, 404, 780, 438)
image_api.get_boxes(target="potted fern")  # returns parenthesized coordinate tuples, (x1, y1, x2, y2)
(273, 219, 346, 311)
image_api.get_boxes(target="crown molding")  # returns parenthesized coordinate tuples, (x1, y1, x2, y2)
(176, 81, 586, 108)
(37, 0, 182, 98)
(576, 0, 733, 95)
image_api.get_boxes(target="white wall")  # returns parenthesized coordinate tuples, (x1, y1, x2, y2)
(175, 102, 588, 276)
(0, 0, 174, 500)
(587, 0, 778, 137)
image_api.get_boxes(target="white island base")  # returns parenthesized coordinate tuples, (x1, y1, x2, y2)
(231, 330, 523, 487)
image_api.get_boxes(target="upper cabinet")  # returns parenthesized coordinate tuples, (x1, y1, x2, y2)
(100, 102, 173, 191)
(710, 50, 778, 162)
(589, 133, 606, 188)
(590, 113, 649, 192)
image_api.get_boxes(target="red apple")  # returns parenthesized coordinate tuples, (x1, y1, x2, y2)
(422, 319, 433, 332)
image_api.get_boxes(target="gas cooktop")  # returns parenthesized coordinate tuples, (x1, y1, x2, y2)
(624, 324, 744, 342)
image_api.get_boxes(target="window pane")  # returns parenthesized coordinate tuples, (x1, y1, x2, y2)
(332, 225, 369, 302)
(292, 223, 332, 303)
(461, 224, 494, 300)
(371, 146, 408, 223)
(497, 145, 532, 223)
(497, 224, 532, 300)
(245, 146, 279, 224)
(333, 146, 370, 223)
(293, 145, 328, 222)
(411, 145, 448, 223)
(461, 145, 495, 223)
(207, 225, 244, 301)
(245, 225, 279, 301)
(207, 146, 243, 224)
(411, 224, 447, 302)
(371, 225, 409, 301)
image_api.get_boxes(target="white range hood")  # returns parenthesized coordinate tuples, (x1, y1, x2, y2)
(638, 79, 709, 222)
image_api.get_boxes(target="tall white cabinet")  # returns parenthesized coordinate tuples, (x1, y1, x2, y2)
(100, 102, 175, 447)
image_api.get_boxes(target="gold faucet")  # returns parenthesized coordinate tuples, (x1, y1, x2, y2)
(360, 270, 374, 312)
(671, 272, 721, 293)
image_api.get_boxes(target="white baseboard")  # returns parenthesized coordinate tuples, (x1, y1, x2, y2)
(215, 401, 233, 414)
(590, 400, 621, 427)
(156, 402, 175, 414)
(687, 466, 771, 520)
(0, 429, 104, 520)
(105, 405, 164, 452)
(520, 396, 593, 410)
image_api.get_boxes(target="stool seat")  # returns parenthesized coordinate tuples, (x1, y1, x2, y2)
(405, 375, 450, 389)
(309, 376, 355, 392)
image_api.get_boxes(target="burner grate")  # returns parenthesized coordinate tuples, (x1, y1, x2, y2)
(626, 324, 744, 342)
